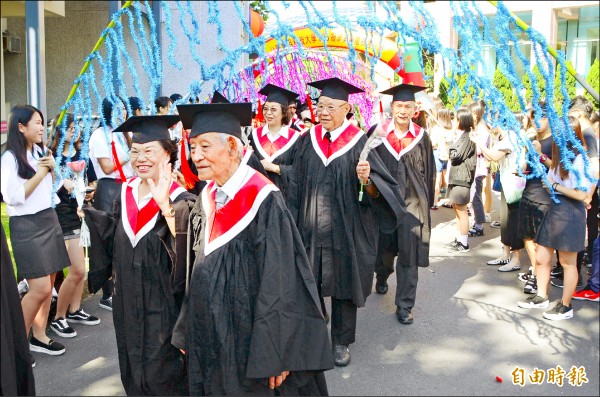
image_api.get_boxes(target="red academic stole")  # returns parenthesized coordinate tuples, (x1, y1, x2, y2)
(251, 126, 300, 162)
(310, 123, 365, 166)
(201, 167, 278, 256)
(121, 177, 187, 247)
(381, 120, 424, 161)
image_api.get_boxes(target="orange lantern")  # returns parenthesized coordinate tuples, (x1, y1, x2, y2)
(250, 9, 265, 38)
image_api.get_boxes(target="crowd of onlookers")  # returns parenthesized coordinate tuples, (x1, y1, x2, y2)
(1, 90, 597, 382)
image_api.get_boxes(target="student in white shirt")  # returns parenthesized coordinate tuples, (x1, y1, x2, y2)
(0, 105, 71, 356)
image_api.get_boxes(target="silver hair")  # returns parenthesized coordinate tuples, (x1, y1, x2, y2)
(218, 133, 243, 160)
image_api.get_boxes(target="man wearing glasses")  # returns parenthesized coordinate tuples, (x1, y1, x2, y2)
(287, 77, 404, 367)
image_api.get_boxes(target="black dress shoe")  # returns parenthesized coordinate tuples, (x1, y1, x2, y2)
(333, 344, 351, 366)
(396, 307, 413, 324)
(375, 275, 388, 294)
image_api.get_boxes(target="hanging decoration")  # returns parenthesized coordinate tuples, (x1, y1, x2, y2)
(50, 0, 597, 203)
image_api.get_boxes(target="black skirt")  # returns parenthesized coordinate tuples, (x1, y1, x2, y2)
(93, 178, 122, 213)
(535, 195, 586, 253)
(499, 191, 524, 250)
(9, 208, 70, 279)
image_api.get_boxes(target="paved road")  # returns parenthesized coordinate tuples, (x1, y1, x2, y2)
(31, 195, 599, 396)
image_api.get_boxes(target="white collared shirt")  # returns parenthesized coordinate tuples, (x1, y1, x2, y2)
(1, 148, 60, 216)
(388, 121, 417, 140)
(212, 163, 254, 206)
(322, 119, 351, 142)
(262, 125, 290, 142)
(88, 126, 134, 180)
(128, 177, 153, 208)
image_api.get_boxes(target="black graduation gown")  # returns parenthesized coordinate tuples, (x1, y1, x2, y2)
(287, 126, 404, 306)
(1, 227, 36, 396)
(84, 187, 196, 396)
(172, 180, 333, 396)
(248, 126, 300, 201)
(371, 123, 436, 268)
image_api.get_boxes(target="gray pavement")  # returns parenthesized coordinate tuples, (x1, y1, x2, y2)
(31, 193, 599, 396)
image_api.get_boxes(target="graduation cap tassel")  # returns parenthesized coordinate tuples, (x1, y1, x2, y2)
(379, 98, 384, 124)
(306, 93, 315, 123)
(256, 99, 265, 123)
(179, 130, 199, 190)
(111, 139, 127, 182)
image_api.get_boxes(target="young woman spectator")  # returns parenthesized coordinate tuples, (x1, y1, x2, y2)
(154, 96, 172, 115)
(0, 105, 70, 355)
(518, 116, 594, 320)
(429, 107, 453, 209)
(471, 125, 524, 271)
(445, 107, 477, 253)
(88, 97, 133, 310)
(47, 114, 101, 339)
(517, 102, 553, 294)
(467, 100, 491, 237)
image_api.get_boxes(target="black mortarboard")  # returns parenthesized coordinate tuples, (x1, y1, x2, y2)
(258, 84, 299, 107)
(113, 115, 180, 144)
(128, 96, 142, 111)
(308, 77, 364, 102)
(379, 83, 426, 102)
(210, 91, 230, 104)
(346, 112, 354, 120)
(177, 103, 252, 139)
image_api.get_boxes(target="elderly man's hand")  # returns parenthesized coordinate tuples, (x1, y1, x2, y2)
(269, 371, 290, 389)
(356, 160, 370, 184)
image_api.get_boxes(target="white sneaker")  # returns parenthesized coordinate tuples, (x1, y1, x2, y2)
(484, 214, 492, 223)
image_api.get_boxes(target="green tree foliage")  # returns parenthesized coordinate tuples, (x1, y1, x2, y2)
(423, 53, 435, 93)
(438, 72, 478, 108)
(250, 0, 269, 22)
(584, 59, 599, 109)
(554, 61, 577, 111)
(522, 64, 547, 104)
(493, 66, 520, 111)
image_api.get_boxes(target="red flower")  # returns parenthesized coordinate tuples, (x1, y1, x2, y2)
(67, 160, 86, 173)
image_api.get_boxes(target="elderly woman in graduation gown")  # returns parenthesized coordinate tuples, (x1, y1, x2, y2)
(82, 115, 196, 396)
(172, 102, 333, 396)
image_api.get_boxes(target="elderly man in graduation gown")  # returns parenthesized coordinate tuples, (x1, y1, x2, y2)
(171, 102, 333, 396)
(83, 116, 195, 395)
(369, 84, 436, 325)
(287, 77, 404, 367)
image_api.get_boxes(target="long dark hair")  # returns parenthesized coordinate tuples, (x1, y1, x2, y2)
(102, 97, 132, 148)
(48, 113, 80, 154)
(6, 105, 45, 179)
(551, 116, 587, 180)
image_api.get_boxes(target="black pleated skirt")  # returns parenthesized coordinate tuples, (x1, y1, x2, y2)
(535, 195, 586, 253)
(9, 208, 70, 279)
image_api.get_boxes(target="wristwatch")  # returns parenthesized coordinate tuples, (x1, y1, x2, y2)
(539, 153, 549, 162)
(162, 206, 175, 218)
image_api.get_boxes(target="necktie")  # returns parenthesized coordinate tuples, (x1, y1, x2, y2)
(324, 131, 332, 158)
(215, 188, 228, 210)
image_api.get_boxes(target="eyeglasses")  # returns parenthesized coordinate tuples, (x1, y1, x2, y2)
(303, 118, 312, 124)
(262, 107, 280, 114)
(130, 147, 162, 160)
(316, 104, 345, 114)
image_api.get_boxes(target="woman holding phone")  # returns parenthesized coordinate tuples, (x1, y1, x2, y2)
(1, 105, 71, 356)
